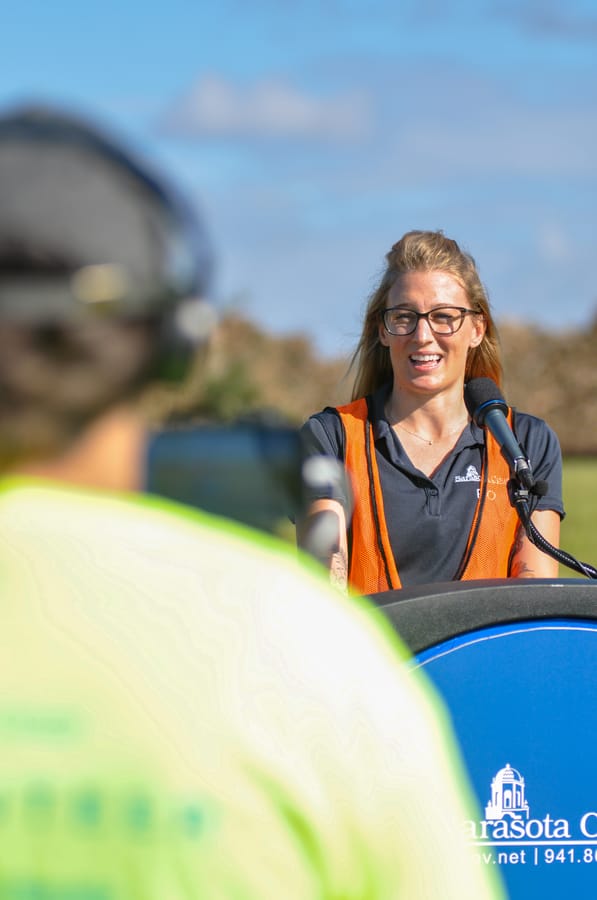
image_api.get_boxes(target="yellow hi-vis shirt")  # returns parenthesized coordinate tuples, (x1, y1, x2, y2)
(0, 478, 503, 900)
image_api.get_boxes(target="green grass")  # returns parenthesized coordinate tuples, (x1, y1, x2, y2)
(559, 457, 597, 577)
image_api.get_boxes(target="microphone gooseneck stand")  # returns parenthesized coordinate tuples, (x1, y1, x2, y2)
(463, 378, 596, 579)
(508, 476, 597, 580)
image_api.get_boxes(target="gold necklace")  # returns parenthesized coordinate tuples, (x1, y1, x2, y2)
(394, 419, 469, 446)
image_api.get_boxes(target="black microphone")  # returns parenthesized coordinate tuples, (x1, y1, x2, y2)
(464, 377, 536, 491)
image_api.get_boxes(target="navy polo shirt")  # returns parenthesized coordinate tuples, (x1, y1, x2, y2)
(300, 384, 565, 586)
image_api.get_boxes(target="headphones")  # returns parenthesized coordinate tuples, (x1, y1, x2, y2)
(0, 104, 216, 380)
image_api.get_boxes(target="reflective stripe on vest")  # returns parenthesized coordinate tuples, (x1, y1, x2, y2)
(337, 398, 519, 595)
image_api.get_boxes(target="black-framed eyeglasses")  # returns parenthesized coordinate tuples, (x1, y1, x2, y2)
(382, 305, 479, 336)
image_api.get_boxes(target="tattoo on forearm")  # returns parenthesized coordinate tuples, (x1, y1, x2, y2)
(511, 559, 536, 577)
(330, 549, 348, 591)
(510, 525, 536, 578)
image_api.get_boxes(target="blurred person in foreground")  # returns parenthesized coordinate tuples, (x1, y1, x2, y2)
(0, 105, 503, 899)
(300, 230, 563, 594)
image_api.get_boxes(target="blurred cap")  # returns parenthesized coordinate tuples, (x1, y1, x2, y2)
(0, 103, 215, 345)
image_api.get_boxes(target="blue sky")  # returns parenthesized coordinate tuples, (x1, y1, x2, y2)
(2, 0, 596, 357)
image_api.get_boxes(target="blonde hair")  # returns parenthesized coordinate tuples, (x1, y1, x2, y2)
(350, 230, 502, 400)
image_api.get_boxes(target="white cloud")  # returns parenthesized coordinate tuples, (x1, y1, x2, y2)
(160, 73, 372, 142)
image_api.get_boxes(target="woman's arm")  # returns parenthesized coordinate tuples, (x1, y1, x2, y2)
(509, 509, 561, 578)
(297, 498, 349, 591)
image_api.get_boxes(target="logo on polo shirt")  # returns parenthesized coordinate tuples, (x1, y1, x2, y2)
(454, 466, 509, 487)
(454, 465, 481, 483)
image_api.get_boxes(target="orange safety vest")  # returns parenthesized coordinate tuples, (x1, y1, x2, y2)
(337, 398, 520, 595)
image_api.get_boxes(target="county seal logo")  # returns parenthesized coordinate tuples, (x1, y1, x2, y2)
(465, 763, 597, 869)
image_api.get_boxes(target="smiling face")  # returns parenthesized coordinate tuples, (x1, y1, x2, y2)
(379, 270, 486, 399)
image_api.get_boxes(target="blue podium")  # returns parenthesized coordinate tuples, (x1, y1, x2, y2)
(373, 579, 597, 899)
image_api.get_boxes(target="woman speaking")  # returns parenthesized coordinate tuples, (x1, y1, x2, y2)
(300, 230, 564, 594)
